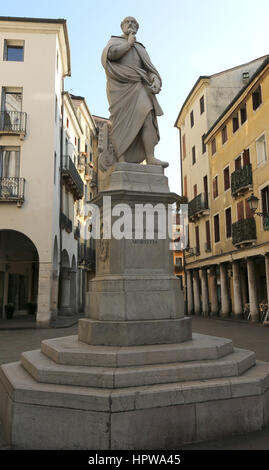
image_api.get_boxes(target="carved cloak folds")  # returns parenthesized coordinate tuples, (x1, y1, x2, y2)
(102, 36, 163, 163)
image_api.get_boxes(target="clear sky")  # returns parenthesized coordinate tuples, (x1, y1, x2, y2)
(1, 0, 269, 192)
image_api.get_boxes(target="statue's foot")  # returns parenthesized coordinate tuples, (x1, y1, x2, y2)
(146, 156, 169, 168)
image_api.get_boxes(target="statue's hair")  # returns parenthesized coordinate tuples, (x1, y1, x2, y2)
(120, 17, 139, 32)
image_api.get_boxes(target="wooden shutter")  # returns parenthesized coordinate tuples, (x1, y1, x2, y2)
(205, 220, 211, 250)
(193, 184, 198, 197)
(195, 226, 200, 254)
(213, 176, 218, 199)
(237, 201, 244, 221)
(214, 215, 220, 243)
(235, 156, 241, 171)
(224, 167, 230, 191)
(245, 198, 253, 219)
(184, 175, 187, 197)
(243, 149, 250, 167)
(182, 134, 186, 159)
(225, 207, 232, 238)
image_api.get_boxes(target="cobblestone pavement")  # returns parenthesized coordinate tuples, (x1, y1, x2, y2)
(0, 316, 269, 449)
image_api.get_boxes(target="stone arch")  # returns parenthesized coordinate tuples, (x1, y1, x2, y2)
(0, 230, 39, 319)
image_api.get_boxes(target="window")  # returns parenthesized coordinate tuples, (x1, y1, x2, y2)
(211, 138, 216, 155)
(245, 197, 253, 219)
(213, 175, 218, 199)
(202, 134, 206, 154)
(56, 50, 59, 71)
(183, 175, 188, 197)
(200, 96, 205, 114)
(182, 134, 186, 159)
(240, 104, 247, 124)
(232, 114, 239, 133)
(214, 214, 220, 243)
(193, 184, 198, 198)
(89, 152, 93, 163)
(4, 40, 24, 62)
(66, 118, 69, 128)
(195, 226, 200, 254)
(261, 186, 269, 227)
(192, 146, 196, 165)
(235, 155, 241, 171)
(205, 220, 211, 251)
(203, 175, 208, 207)
(256, 133, 267, 166)
(190, 110, 194, 128)
(242, 148, 250, 167)
(252, 85, 262, 111)
(0, 147, 20, 177)
(225, 207, 232, 238)
(237, 201, 244, 221)
(175, 257, 183, 268)
(223, 166, 230, 191)
(222, 125, 228, 144)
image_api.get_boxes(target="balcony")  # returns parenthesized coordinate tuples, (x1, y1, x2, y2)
(0, 111, 27, 138)
(231, 164, 252, 197)
(188, 193, 209, 222)
(232, 218, 256, 247)
(60, 212, 72, 233)
(62, 155, 84, 200)
(0, 177, 25, 207)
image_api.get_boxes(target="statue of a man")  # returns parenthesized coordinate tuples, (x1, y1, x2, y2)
(101, 16, 168, 168)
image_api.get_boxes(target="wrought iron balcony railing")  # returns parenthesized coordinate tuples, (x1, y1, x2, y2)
(231, 164, 252, 197)
(232, 217, 256, 246)
(62, 155, 84, 199)
(60, 212, 72, 233)
(0, 111, 27, 135)
(188, 192, 209, 221)
(0, 177, 25, 206)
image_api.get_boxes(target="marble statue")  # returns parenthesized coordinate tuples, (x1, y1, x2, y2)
(101, 16, 169, 169)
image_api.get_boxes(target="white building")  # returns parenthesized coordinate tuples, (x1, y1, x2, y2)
(0, 17, 96, 327)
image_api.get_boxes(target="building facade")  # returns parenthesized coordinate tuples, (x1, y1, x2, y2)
(176, 54, 269, 321)
(0, 17, 97, 327)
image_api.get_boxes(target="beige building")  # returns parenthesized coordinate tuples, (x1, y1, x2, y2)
(0, 17, 97, 327)
(175, 56, 268, 315)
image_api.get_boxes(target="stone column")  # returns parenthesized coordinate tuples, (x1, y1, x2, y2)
(201, 268, 209, 316)
(186, 270, 194, 315)
(220, 263, 230, 317)
(240, 268, 248, 308)
(232, 261, 243, 317)
(265, 255, 269, 305)
(36, 262, 53, 328)
(50, 272, 59, 321)
(209, 266, 218, 315)
(247, 257, 259, 322)
(193, 269, 201, 315)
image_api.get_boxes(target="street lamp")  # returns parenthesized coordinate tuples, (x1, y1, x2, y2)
(247, 193, 260, 214)
(247, 193, 269, 230)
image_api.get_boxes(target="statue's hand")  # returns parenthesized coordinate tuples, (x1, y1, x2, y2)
(128, 33, 136, 46)
(150, 77, 161, 94)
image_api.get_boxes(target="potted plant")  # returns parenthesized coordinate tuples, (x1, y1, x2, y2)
(5, 303, 15, 320)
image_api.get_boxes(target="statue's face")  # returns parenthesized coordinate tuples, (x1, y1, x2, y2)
(121, 17, 139, 35)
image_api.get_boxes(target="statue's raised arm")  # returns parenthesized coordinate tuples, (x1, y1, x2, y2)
(101, 16, 168, 169)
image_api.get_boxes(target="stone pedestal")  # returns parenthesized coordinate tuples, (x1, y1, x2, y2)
(1, 163, 269, 450)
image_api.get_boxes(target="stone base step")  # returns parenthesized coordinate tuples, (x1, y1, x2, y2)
(41, 333, 234, 367)
(20, 347, 256, 389)
(1, 360, 269, 449)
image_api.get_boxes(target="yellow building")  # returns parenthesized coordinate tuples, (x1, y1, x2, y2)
(187, 56, 269, 321)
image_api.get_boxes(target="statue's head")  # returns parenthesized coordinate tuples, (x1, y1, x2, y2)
(120, 17, 139, 35)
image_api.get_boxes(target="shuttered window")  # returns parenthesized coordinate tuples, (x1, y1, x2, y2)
(213, 175, 218, 199)
(214, 214, 220, 243)
(182, 134, 186, 159)
(205, 220, 211, 251)
(237, 201, 244, 221)
(225, 207, 232, 238)
(223, 167, 230, 191)
(195, 226, 200, 254)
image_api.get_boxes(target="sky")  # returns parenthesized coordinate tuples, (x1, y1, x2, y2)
(1, 0, 269, 193)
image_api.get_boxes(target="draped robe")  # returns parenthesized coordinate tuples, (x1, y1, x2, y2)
(101, 36, 163, 163)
